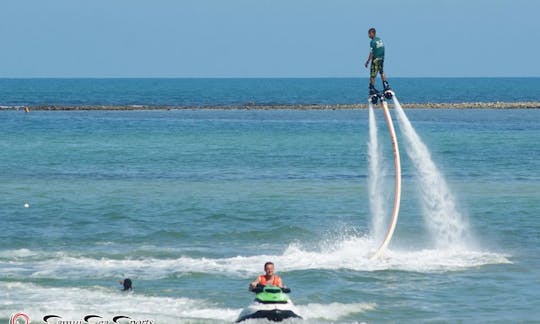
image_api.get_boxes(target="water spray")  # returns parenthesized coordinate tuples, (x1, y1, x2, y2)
(392, 96, 471, 248)
(368, 102, 387, 242)
(370, 93, 402, 259)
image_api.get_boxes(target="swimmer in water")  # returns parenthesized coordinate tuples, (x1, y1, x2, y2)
(119, 278, 133, 291)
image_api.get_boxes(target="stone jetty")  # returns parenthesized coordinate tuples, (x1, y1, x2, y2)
(2, 102, 540, 111)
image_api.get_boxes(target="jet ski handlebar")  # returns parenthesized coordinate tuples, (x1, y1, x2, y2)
(251, 284, 291, 294)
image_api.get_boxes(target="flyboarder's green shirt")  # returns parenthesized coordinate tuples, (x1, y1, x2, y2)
(370, 37, 385, 59)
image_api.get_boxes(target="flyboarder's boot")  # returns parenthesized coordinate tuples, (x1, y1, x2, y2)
(369, 85, 380, 104)
(383, 80, 393, 99)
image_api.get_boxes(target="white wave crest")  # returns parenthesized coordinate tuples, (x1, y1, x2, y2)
(0, 282, 374, 323)
(0, 281, 239, 323)
(297, 302, 376, 320)
(0, 236, 510, 280)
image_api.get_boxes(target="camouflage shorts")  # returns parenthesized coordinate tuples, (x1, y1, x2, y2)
(370, 58, 384, 78)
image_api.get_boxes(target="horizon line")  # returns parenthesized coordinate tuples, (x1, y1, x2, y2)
(1, 76, 539, 80)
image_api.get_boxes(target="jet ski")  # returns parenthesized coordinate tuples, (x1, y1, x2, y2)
(236, 285, 302, 322)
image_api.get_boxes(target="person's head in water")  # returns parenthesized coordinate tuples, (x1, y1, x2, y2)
(368, 27, 376, 39)
(120, 278, 132, 291)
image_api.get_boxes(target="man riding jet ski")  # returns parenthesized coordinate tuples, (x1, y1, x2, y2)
(236, 262, 302, 322)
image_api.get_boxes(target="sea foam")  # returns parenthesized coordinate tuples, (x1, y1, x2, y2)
(0, 237, 510, 281)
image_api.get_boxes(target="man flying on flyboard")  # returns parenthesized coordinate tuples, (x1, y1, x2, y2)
(364, 27, 393, 104)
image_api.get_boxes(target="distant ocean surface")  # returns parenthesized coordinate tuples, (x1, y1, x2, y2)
(1, 79, 539, 323)
(1, 77, 540, 107)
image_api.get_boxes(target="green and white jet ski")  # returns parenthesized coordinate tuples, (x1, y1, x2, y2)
(236, 285, 302, 322)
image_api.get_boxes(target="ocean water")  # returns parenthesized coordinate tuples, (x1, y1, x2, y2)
(1, 77, 540, 107)
(1, 79, 540, 323)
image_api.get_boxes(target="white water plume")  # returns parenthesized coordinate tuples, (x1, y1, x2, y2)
(367, 102, 388, 242)
(392, 96, 473, 248)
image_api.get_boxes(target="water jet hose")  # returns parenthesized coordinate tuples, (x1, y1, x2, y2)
(371, 96, 402, 259)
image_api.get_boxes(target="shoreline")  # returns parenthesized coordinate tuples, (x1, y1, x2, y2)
(2, 102, 540, 111)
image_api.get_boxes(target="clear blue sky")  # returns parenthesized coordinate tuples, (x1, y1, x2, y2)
(1, 0, 538, 78)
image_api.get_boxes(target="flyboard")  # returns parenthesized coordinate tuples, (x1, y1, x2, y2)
(369, 90, 402, 259)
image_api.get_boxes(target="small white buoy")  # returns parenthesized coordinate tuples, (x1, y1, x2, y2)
(24, 203, 30, 208)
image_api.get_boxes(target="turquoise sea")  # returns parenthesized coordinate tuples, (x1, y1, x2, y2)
(1, 79, 539, 323)
(1, 77, 540, 107)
